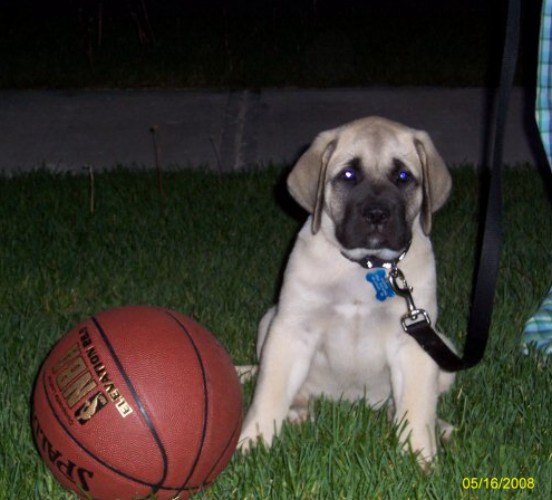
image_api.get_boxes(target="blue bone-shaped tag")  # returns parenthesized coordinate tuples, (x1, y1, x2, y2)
(366, 269, 396, 302)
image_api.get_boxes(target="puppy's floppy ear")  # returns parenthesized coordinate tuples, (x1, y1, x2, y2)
(287, 129, 338, 233)
(414, 131, 452, 235)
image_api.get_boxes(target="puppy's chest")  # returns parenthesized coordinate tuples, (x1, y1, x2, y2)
(325, 296, 402, 343)
(319, 280, 404, 353)
(309, 296, 402, 400)
(330, 268, 402, 323)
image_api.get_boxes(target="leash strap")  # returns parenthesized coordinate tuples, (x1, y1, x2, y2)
(394, 0, 521, 372)
(389, 267, 465, 371)
(461, 0, 520, 369)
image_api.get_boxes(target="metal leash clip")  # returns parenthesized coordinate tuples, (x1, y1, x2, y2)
(388, 267, 432, 332)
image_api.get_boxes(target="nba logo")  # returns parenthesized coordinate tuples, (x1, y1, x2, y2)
(75, 392, 108, 424)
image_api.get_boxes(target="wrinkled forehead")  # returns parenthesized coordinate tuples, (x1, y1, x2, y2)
(329, 122, 420, 173)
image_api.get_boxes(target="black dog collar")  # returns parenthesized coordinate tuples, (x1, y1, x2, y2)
(341, 242, 410, 270)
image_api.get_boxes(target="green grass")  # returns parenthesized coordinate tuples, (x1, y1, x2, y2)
(1, 166, 551, 498)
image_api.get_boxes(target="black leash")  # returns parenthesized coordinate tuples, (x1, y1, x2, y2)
(460, 0, 521, 369)
(386, 0, 521, 372)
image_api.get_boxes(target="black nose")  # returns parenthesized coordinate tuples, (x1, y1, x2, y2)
(363, 206, 390, 225)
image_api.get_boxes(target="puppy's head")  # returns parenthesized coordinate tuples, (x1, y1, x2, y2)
(287, 116, 451, 261)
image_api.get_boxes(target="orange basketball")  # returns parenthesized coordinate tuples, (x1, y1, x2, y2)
(32, 305, 243, 499)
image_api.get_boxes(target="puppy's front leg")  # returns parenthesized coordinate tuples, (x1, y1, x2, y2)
(391, 341, 441, 466)
(239, 316, 317, 450)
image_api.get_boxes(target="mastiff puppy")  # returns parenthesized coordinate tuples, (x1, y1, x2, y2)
(239, 116, 455, 465)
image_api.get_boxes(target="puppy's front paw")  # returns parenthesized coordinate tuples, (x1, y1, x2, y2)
(238, 419, 274, 453)
(236, 434, 256, 453)
(396, 420, 437, 470)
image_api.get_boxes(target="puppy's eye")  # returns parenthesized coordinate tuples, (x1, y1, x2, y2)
(339, 167, 359, 183)
(396, 170, 411, 184)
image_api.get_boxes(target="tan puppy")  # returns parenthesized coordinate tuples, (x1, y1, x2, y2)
(239, 117, 455, 465)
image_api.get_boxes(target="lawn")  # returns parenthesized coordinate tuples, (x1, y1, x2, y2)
(0, 166, 550, 498)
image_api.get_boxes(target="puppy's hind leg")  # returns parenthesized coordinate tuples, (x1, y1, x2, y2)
(256, 306, 277, 360)
(234, 307, 276, 383)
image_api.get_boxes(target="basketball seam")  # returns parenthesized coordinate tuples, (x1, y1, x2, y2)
(201, 411, 242, 487)
(164, 310, 210, 493)
(155, 399, 242, 492)
(91, 315, 169, 493)
(39, 368, 166, 492)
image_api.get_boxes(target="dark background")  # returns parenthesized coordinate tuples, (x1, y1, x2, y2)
(0, 0, 542, 89)
(0, 0, 515, 17)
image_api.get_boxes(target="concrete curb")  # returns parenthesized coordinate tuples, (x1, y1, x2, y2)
(0, 87, 542, 174)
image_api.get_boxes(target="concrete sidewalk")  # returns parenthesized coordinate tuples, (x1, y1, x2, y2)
(0, 87, 543, 174)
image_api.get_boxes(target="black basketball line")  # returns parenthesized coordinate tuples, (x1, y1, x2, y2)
(90, 315, 169, 493)
(163, 311, 209, 492)
(39, 366, 167, 493)
(200, 411, 242, 488)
